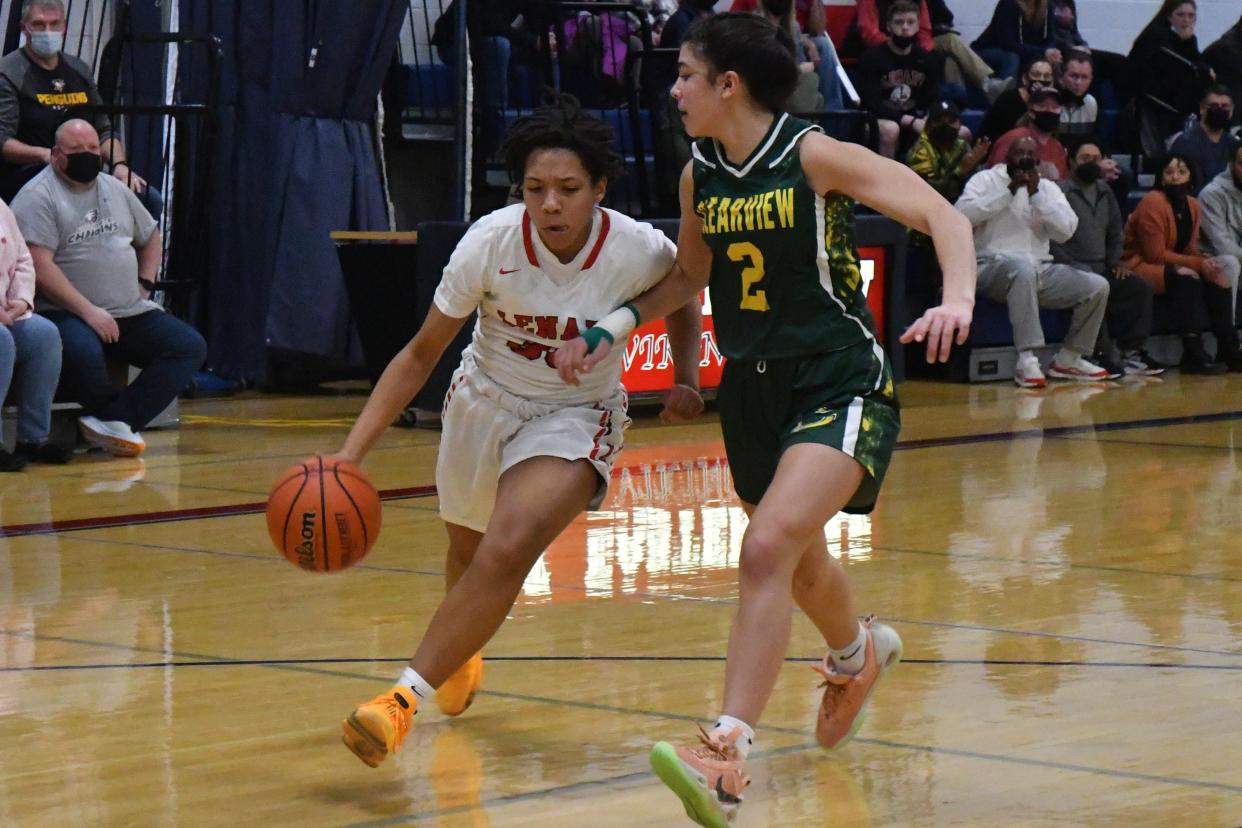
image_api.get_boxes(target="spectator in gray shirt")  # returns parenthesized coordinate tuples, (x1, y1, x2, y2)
(11, 119, 204, 457)
(1052, 139, 1163, 375)
(1197, 138, 1242, 314)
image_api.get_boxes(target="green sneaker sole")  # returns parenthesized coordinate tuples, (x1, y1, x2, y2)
(649, 742, 731, 828)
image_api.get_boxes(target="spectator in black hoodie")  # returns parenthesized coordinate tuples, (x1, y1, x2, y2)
(1127, 0, 1215, 158)
(1203, 13, 1242, 108)
(971, 0, 1058, 81)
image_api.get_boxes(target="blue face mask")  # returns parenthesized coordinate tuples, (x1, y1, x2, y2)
(27, 31, 63, 58)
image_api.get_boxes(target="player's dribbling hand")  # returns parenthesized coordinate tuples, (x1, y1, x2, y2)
(660, 383, 704, 424)
(553, 337, 612, 386)
(899, 299, 973, 363)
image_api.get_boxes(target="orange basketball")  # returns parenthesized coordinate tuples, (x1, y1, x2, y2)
(266, 456, 382, 572)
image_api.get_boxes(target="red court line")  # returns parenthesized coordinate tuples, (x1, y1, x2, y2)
(0, 454, 729, 539)
(0, 485, 438, 538)
(14, 406, 1239, 539)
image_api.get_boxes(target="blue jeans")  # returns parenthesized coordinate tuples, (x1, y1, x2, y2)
(0, 314, 62, 444)
(807, 34, 845, 110)
(974, 47, 1019, 80)
(45, 308, 206, 430)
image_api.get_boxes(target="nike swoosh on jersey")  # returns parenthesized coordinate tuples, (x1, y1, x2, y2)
(790, 408, 837, 434)
(498, 267, 520, 275)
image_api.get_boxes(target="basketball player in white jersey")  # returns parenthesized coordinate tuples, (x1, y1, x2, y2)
(334, 98, 704, 768)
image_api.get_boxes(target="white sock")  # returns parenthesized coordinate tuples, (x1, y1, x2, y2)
(397, 666, 435, 702)
(710, 714, 754, 759)
(829, 622, 868, 675)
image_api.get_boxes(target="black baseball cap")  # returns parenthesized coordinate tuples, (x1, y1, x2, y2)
(1029, 86, 1062, 104)
(927, 100, 960, 120)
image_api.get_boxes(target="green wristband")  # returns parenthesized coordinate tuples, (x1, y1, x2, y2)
(582, 326, 614, 354)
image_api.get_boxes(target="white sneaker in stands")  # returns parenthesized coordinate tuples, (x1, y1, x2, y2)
(78, 416, 146, 457)
(1047, 355, 1109, 382)
(1013, 353, 1047, 388)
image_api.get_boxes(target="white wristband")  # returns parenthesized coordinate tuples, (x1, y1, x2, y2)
(596, 302, 641, 343)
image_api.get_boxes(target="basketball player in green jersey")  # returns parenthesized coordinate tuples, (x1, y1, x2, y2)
(555, 13, 975, 827)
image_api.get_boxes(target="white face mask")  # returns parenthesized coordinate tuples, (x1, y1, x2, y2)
(27, 30, 63, 58)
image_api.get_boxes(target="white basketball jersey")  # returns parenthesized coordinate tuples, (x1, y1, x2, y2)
(433, 204, 676, 404)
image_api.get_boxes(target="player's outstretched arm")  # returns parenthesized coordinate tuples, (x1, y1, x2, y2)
(555, 162, 712, 385)
(800, 132, 975, 363)
(337, 307, 469, 463)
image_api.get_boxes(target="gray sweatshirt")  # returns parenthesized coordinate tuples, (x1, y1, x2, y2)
(1051, 176, 1122, 275)
(1198, 169, 1242, 260)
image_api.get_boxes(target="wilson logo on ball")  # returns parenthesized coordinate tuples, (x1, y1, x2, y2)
(266, 456, 382, 572)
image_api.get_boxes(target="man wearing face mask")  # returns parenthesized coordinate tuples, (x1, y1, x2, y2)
(955, 136, 1111, 387)
(10, 119, 206, 457)
(1198, 139, 1242, 314)
(1169, 86, 1238, 195)
(1052, 139, 1164, 376)
(987, 86, 1069, 181)
(906, 100, 989, 206)
(0, 0, 147, 203)
(1056, 50, 1097, 139)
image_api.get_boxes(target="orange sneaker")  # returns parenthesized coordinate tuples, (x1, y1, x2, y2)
(341, 686, 417, 767)
(649, 726, 750, 828)
(436, 652, 483, 716)
(813, 616, 903, 750)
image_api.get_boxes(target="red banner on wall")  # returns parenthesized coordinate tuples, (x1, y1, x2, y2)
(621, 246, 887, 393)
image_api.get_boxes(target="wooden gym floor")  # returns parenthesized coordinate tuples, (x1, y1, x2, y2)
(1, 373, 1240, 827)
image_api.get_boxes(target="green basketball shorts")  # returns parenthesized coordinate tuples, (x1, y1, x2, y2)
(716, 339, 901, 513)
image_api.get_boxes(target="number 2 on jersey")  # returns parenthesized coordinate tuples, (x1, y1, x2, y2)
(728, 242, 769, 311)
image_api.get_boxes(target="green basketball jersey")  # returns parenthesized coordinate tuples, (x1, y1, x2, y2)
(691, 114, 879, 360)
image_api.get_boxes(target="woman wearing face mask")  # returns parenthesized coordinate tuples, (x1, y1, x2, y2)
(1121, 154, 1240, 373)
(978, 57, 1054, 143)
(1126, 0, 1215, 158)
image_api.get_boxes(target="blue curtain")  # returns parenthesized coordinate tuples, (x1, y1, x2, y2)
(178, 1, 406, 383)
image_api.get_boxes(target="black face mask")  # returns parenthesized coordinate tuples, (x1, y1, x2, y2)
(1233, 171, 1242, 191)
(1007, 156, 1037, 178)
(1075, 161, 1102, 183)
(891, 34, 915, 48)
(929, 124, 958, 146)
(1164, 182, 1191, 204)
(63, 151, 102, 183)
(1204, 107, 1232, 130)
(1031, 110, 1061, 133)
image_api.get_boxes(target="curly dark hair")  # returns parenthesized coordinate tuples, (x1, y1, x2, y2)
(501, 95, 624, 187)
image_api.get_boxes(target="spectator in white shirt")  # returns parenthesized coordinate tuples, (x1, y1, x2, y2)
(955, 136, 1112, 387)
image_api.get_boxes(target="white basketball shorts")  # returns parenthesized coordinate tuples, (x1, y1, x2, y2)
(435, 353, 628, 532)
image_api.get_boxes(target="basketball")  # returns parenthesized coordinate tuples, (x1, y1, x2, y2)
(266, 456, 382, 572)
